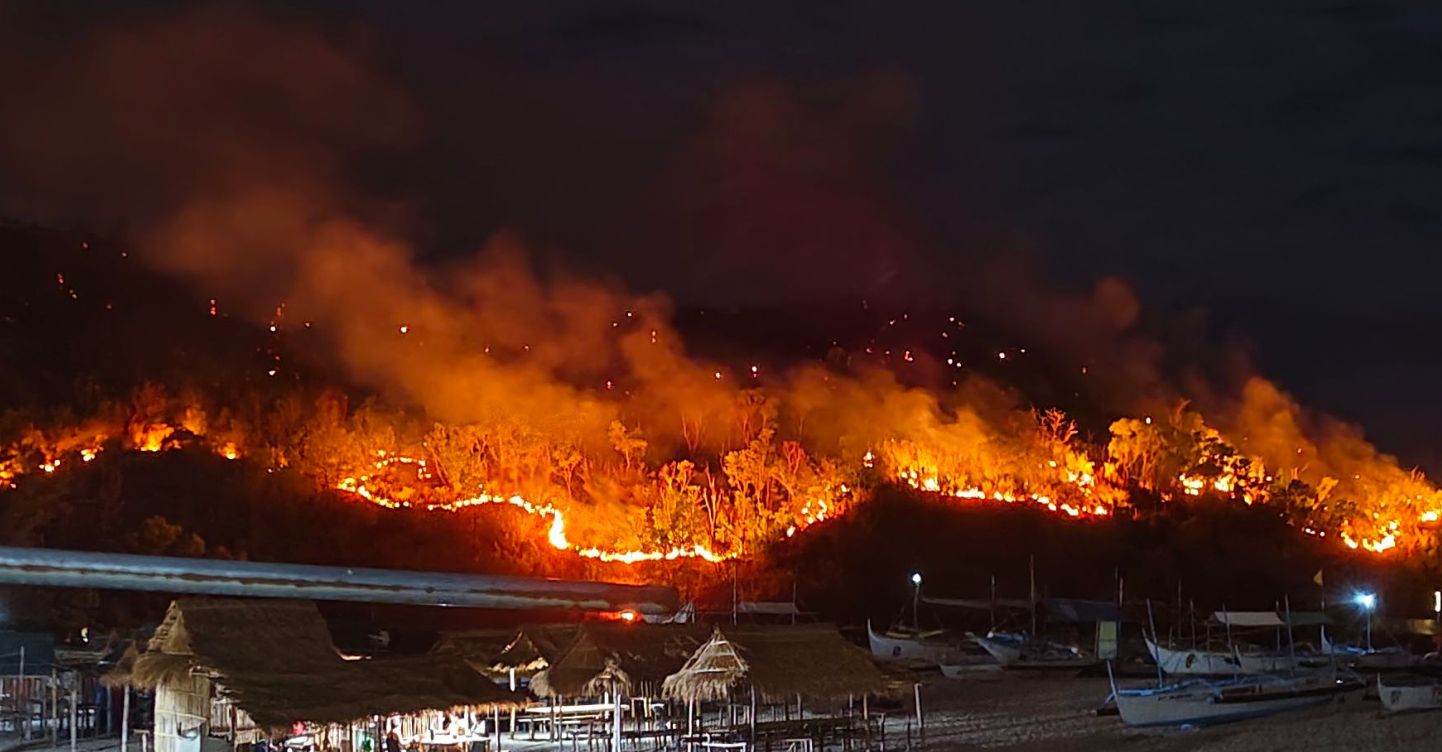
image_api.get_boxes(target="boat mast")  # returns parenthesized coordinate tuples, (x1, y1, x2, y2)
(1283, 594, 1297, 676)
(1190, 599, 1197, 648)
(1175, 580, 1183, 646)
(1145, 599, 1164, 688)
(1028, 555, 1038, 640)
(989, 574, 997, 634)
(1222, 602, 1239, 679)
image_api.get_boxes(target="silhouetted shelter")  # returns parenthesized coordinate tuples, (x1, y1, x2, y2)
(110, 598, 520, 752)
(480, 624, 580, 675)
(529, 622, 706, 698)
(662, 624, 885, 704)
(429, 628, 517, 676)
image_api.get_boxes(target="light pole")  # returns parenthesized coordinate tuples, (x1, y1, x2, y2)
(911, 572, 923, 631)
(1355, 592, 1376, 651)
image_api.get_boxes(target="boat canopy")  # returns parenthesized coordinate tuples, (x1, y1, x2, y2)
(922, 596, 1031, 610)
(1211, 610, 1332, 627)
(922, 596, 1119, 622)
(1044, 598, 1121, 623)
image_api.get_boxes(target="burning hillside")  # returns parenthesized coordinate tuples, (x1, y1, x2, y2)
(0, 5, 1437, 585)
(0, 312, 1437, 567)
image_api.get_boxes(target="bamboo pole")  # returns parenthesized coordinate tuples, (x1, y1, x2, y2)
(121, 687, 130, 752)
(862, 695, 870, 750)
(913, 683, 923, 743)
(19, 646, 27, 742)
(508, 669, 517, 740)
(748, 686, 756, 748)
(50, 670, 58, 747)
(611, 681, 622, 752)
(69, 686, 77, 752)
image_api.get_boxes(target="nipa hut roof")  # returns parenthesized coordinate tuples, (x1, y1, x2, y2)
(532, 622, 706, 698)
(662, 624, 886, 704)
(429, 629, 517, 676)
(123, 599, 520, 727)
(486, 624, 580, 674)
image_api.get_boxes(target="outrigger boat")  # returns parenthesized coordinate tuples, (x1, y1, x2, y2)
(1378, 674, 1442, 713)
(922, 560, 1119, 673)
(1322, 628, 1419, 670)
(866, 620, 970, 664)
(938, 659, 1003, 678)
(1145, 636, 1293, 676)
(1147, 609, 1332, 676)
(1109, 596, 1360, 727)
(977, 632, 1098, 670)
(1108, 669, 1362, 727)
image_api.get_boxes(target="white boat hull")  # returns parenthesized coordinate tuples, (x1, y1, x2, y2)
(1114, 676, 1357, 727)
(1146, 637, 1290, 676)
(867, 621, 963, 664)
(939, 660, 1002, 678)
(976, 636, 1096, 670)
(1321, 632, 1419, 670)
(1379, 679, 1442, 713)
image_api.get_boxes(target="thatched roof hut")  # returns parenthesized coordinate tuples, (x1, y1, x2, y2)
(486, 624, 580, 674)
(120, 599, 520, 728)
(530, 622, 706, 699)
(428, 629, 517, 676)
(662, 624, 885, 704)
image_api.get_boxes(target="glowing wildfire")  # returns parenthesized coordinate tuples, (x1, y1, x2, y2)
(1, 381, 1438, 563)
(337, 451, 732, 563)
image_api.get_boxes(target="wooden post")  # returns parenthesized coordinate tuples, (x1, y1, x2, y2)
(611, 680, 622, 752)
(493, 704, 502, 752)
(913, 683, 923, 743)
(121, 687, 130, 752)
(748, 685, 756, 749)
(51, 671, 58, 747)
(862, 695, 870, 750)
(70, 686, 78, 752)
(508, 669, 517, 740)
(19, 646, 28, 741)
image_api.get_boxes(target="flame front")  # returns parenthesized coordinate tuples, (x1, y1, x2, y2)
(2, 384, 1439, 563)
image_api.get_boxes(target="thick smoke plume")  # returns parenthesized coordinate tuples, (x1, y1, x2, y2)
(1, 3, 1437, 560)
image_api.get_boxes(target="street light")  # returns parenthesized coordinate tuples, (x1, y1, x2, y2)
(910, 572, 923, 630)
(1354, 592, 1376, 651)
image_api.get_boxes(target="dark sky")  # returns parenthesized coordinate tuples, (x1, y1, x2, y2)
(5, 0, 1442, 467)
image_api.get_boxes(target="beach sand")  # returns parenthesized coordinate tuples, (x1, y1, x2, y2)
(911, 673, 1442, 751)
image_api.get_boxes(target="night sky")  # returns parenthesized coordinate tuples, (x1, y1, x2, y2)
(4, 1, 1442, 469)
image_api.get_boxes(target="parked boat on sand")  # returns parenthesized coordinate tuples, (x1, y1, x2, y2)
(1145, 636, 1297, 676)
(1378, 674, 1442, 713)
(978, 632, 1098, 670)
(867, 620, 967, 664)
(939, 658, 1003, 678)
(1322, 629, 1419, 670)
(1109, 670, 1361, 727)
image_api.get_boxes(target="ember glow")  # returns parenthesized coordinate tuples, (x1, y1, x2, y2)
(1, 292, 1439, 567)
(3, 379, 1437, 566)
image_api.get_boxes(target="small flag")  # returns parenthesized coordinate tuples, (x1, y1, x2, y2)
(1313, 570, 1324, 587)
